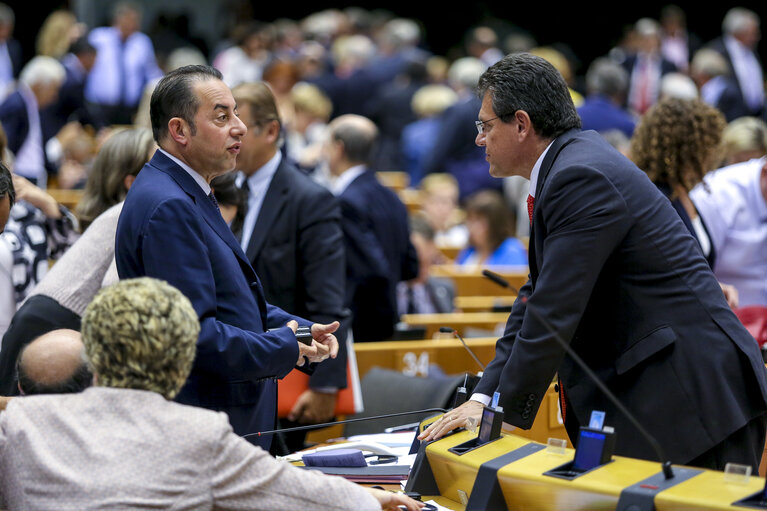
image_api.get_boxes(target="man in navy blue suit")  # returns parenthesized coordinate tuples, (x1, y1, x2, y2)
(324, 114, 418, 343)
(115, 65, 339, 449)
(420, 53, 767, 472)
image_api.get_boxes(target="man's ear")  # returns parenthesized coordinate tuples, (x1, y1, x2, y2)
(167, 118, 189, 146)
(265, 120, 281, 144)
(515, 110, 533, 138)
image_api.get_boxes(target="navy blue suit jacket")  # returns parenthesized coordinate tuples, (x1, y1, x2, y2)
(0, 91, 30, 157)
(116, 151, 311, 448)
(339, 169, 418, 342)
(475, 130, 767, 464)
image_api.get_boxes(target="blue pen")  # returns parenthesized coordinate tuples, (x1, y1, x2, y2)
(491, 391, 500, 409)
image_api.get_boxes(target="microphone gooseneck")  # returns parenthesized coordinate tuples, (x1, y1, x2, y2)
(438, 326, 486, 371)
(481, 269, 675, 479)
(247, 407, 448, 438)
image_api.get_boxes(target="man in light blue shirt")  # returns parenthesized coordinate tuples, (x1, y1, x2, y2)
(84, 2, 162, 125)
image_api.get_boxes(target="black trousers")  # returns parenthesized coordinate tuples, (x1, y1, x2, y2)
(687, 414, 767, 474)
(0, 295, 81, 395)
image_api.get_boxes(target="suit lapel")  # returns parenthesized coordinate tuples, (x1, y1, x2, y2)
(151, 152, 258, 281)
(245, 162, 290, 262)
(529, 129, 580, 281)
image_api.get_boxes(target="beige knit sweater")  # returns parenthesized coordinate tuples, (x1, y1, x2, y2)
(29, 202, 123, 316)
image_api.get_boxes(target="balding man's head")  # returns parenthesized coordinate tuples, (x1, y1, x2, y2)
(17, 329, 92, 396)
(326, 114, 378, 175)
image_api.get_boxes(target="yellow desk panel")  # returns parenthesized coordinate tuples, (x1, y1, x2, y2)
(414, 418, 767, 511)
(656, 469, 764, 510)
(499, 449, 660, 511)
(426, 431, 532, 503)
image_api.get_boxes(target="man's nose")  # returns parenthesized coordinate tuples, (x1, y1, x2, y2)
(233, 116, 247, 136)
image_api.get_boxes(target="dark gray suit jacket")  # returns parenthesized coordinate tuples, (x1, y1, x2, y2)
(244, 159, 348, 388)
(475, 129, 767, 464)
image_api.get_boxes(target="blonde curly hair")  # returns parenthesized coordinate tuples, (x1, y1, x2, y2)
(630, 97, 726, 194)
(81, 278, 199, 400)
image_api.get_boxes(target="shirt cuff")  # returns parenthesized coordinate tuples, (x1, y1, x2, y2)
(309, 386, 339, 394)
(470, 393, 491, 406)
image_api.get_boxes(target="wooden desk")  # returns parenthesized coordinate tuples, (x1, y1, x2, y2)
(429, 265, 528, 296)
(376, 171, 409, 191)
(454, 295, 516, 312)
(353, 339, 569, 447)
(398, 188, 423, 214)
(400, 312, 509, 338)
(48, 188, 84, 211)
(436, 246, 461, 262)
(309, 338, 571, 450)
(354, 337, 498, 379)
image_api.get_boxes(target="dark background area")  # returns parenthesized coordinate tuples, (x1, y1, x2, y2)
(10, 0, 767, 83)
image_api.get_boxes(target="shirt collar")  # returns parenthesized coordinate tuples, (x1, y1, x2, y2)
(725, 35, 750, 56)
(17, 83, 37, 110)
(528, 140, 555, 198)
(330, 164, 367, 196)
(158, 148, 211, 195)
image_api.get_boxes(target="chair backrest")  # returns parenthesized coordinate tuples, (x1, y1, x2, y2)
(734, 305, 767, 346)
(343, 367, 465, 437)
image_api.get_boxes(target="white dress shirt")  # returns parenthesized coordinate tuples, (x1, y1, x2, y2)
(85, 26, 163, 107)
(0, 41, 13, 102)
(690, 157, 767, 307)
(237, 151, 281, 251)
(470, 140, 553, 406)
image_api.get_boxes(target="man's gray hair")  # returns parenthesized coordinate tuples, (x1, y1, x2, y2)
(723, 7, 760, 35)
(585, 57, 629, 97)
(0, 3, 14, 26)
(19, 56, 65, 88)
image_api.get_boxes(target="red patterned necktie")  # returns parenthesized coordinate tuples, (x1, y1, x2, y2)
(527, 194, 535, 226)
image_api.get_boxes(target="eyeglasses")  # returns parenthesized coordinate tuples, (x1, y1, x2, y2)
(475, 116, 502, 134)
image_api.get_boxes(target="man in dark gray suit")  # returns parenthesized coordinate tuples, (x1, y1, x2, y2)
(231, 82, 347, 452)
(421, 52, 767, 472)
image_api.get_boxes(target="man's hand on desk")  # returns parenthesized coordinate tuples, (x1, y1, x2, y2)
(287, 389, 337, 424)
(417, 400, 484, 442)
(366, 488, 425, 510)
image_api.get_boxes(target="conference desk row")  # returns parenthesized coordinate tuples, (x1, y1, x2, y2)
(408, 417, 767, 511)
(329, 334, 767, 479)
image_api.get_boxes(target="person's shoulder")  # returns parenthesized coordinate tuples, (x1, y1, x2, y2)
(88, 26, 115, 43)
(0, 90, 23, 113)
(280, 161, 335, 200)
(707, 159, 762, 187)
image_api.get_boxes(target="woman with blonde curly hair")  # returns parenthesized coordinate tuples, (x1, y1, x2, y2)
(630, 97, 737, 306)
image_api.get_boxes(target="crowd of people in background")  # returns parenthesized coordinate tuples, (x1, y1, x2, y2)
(0, 1, 763, 505)
(0, 1, 763, 322)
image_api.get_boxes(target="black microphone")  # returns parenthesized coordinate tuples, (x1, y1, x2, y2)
(439, 326, 486, 371)
(481, 269, 675, 480)
(245, 407, 449, 439)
